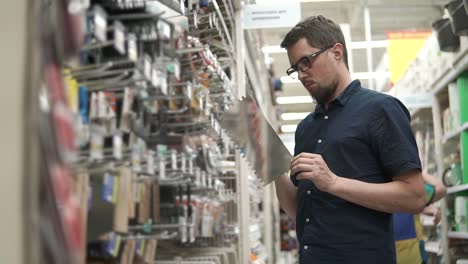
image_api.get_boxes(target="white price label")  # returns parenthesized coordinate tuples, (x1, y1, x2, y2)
(144, 54, 152, 80)
(161, 78, 168, 95)
(208, 174, 212, 188)
(127, 34, 138, 61)
(195, 168, 201, 186)
(90, 126, 104, 161)
(186, 83, 193, 100)
(132, 146, 141, 172)
(173, 60, 181, 81)
(159, 159, 166, 180)
(147, 151, 155, 174)
(193, 12, 198, 28)
(151, 67, 159, 87)
(157, 20, 171, 40)
(170, 149, 177, 170)
(113, 133, 123, 160)
(209, 13, 213, 29)
(113, 21, 126, 54)
(181, 154, 186, 173)
(188, 158, 193, 174)
(180, 0, 185, 15)
(201, 171, 206, 187)
(94, 6, 108, 42)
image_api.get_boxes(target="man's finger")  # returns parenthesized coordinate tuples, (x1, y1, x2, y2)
(291, 152, 320, 164)
(291, 164, 316, 175)
(291, 157, 318, 168)
(296, 171, 316, 180)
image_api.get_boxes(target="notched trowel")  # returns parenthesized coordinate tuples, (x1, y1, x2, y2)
(217, 95, 292, 185)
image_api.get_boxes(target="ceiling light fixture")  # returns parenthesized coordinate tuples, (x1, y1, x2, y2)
(262, 41, 388, 54)
(281, 112, 310, 120)
(276, 96, 313, 104)
(262, 46, 286, 53)
(351, 71, 390, 80)
(281, 125, 298, 133)
(300, 0, 347, 2)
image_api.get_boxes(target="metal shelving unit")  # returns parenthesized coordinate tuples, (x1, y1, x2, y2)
(430, 40, 468, 263)
(401, 34, 468, 263)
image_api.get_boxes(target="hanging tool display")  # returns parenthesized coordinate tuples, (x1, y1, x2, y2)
(37, 0, 242, 263)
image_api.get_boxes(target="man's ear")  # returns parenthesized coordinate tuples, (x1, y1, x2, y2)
(332, 43, 344, 62)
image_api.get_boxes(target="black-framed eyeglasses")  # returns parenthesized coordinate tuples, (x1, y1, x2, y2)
(286, 45, 334, 79)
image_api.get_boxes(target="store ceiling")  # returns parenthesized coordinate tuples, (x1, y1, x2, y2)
(257, 0, 448, 139)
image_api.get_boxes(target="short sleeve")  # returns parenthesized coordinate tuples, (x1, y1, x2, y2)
(368, 97, 421, 178)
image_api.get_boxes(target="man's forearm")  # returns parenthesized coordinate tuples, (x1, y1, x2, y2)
(329, 175, 426, 214)
(275, 174, 297, 221)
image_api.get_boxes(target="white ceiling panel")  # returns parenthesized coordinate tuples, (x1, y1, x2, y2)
(256, 0, 447, 128)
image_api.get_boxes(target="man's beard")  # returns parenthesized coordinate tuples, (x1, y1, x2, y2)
(310, 79, 338, 105)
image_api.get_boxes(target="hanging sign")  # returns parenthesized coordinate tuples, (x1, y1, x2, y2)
(243, 1, 301, 29)
(386, 31, 432, 86)
(397, 93, 433, 109)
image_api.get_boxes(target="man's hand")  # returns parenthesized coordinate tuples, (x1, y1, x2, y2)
(290, 152, 338, 192)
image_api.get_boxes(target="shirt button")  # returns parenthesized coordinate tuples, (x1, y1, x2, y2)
(304, 245, 308, 250)
(324, 115, 329, 120)
(317, 139, 322, 143)
(307, 190, 311, 195)
(306, 218, 310, 223)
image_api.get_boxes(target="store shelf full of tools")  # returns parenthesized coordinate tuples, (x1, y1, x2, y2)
(393, 1, 468, 262)
(37, 0, 244, 263)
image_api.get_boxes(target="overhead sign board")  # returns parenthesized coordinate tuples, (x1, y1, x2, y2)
(243, 1, 301, 29)
(397, 94, 433, 109)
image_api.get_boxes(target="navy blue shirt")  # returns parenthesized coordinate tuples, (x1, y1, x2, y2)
(292, 80, 421, 264)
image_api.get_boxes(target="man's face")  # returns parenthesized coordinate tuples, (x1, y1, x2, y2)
(286, 38, 338, 105)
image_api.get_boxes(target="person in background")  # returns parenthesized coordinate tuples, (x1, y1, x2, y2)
(274, 15, 426, 264)
(394, 171, 447, 264)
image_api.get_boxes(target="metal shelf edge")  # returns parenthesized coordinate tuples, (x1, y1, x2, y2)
(442, 122, 468, 143)
(431, 47, 468, 96)
(447, 183, 468, 194)
(447, 231, 468, 239)
(212, 0, 234, 52)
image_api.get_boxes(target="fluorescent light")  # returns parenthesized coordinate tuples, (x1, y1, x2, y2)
(262, 46, 286, 54)
(281, 112, 310, 120)
(276, 96, 313, 104)
(280, 76, 300, 84)
(351, 71, 390, 80)
(349, 40, 388, 49)
(281, 125, 298, 133)
(262, 40, 388, 54)
(300, 0, 346, 2)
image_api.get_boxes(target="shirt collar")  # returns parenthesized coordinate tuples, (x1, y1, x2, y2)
(314, 79, 361, 118)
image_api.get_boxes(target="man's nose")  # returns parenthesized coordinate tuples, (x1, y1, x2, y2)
(298, 70, 307, 81)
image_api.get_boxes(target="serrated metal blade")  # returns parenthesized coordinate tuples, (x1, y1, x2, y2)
(218, 96, 292, 185)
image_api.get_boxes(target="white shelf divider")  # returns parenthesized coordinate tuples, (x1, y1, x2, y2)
(447, 183, 468, 195)
(448, 231, 468, 240)
(443, 122, 468, 143)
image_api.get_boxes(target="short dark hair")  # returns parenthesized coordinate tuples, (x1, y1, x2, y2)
(280, 15, 349, 69)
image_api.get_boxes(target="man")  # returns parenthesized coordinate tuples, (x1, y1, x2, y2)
(274, 15, 426, 264)
(394, 172, 447, 264)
